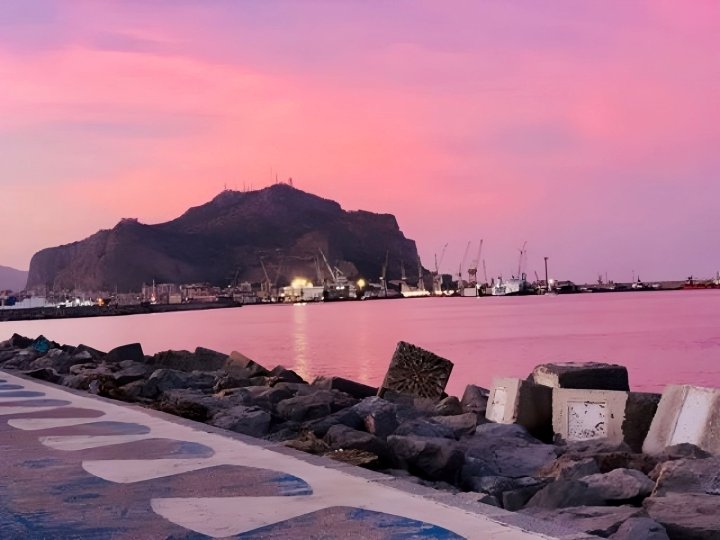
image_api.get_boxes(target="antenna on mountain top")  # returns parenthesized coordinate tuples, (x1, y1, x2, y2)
(289, 177, 293, 187)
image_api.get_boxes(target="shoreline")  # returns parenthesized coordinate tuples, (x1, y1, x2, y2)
(0, 333, 717, 538)
(1, 285, 714, 323)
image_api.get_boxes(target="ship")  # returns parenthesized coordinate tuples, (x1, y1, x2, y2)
(490, 275, 532, 296)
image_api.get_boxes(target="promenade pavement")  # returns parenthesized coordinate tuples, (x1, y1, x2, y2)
(0, 371, 596, 539)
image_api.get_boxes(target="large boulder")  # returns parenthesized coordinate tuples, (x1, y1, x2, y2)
(303, 408, 365, 438)
(428, 413, 478, 439)
(524, 480, 607, 509)
(537, 455, 601, 481)
(461, 424, 558, 483)
(652, 457, 720, 496)
(523, 506, 644, 537)
(312, 376, 377, 399)
(609, 517, 669, 540)
(361, 400, 398, 438)
(210, 405, 271, 438)
(644, 493, 720, 539)
(324, 425, 388, 459)
(394, 418, 455, 439)
(531, 362, 629, 391)
(2, 349, 41, 370)
(268, 366, 305, 385)
(387, 435, 465, 483)
(113, 362, 152, 386)
(276, 391, 353, 422)
(24, 367, 63, 384)
(581, 468, 654, 502)
(105, 343, 144, 364)
(157, 389, 227, 421)
(227, 350, 270, 377)
(434, 396, 463, 416)
(559, 439, 658, 475)
(460, 384, 489, 416)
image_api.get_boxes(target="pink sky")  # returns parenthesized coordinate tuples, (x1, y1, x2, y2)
(1, 0, 718, 282)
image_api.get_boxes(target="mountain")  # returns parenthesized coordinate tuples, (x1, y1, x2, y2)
(0, 265, 28, 292)
(26, 184, 420, 292)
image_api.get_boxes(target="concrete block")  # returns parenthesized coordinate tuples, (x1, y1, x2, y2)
(642, 385, 720, 456)
(552, 388, 628, 444)
(623, 392, 661, 452)
(531, 362, 629, 391)
(485, 378, 552, 440)
(378, 341, 453, 401)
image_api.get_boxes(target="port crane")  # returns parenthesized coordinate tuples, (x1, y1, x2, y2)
(457, 241, 471, 289)
(432, 243, 448, 295)
(380, 250, 389, 297)
(517, 241, 528, 279)
(467, 239, 483, 286)
(319, 249, 336, 284)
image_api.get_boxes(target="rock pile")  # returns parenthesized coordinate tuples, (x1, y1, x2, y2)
(1, 333, 718, 539)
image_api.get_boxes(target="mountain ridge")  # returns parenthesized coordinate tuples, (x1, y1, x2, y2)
(0, 265, 28, 292)
(26, 184, 420, 292)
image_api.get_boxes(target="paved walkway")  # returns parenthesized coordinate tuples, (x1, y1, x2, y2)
(0, 371, 593, 539)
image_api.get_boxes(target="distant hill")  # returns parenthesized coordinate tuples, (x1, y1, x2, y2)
(26, 184, 420, 292)
(0, 265, 28, 292)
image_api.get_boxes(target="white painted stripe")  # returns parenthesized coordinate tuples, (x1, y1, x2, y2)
(39, 434, 151, 451)
(83, 458, 219, 483)
(0, 406, 60, 416)
(9, 416, 107, 430)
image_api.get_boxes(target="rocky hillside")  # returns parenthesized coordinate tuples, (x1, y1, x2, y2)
(26, 184, 420, 292)
(0, 265, 28, 292)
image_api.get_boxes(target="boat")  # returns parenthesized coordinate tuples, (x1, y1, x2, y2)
(490, 275, 532, 296)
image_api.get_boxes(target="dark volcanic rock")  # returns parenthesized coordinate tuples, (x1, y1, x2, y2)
(609, 517, 669, 540)
(525, 480, 607, 509)
(460, 384, 489, 416)
(157, 389, 226, 421)
(312, 376, 377, 399)
(523, 506, 644, 537)
(210, 406, 271, 437)
(652, 457, 720, 496)
(581, 468, 654, 501)
(105, 343, 144, 364)
(394, 418, 455, 439)
(538, 456, 601, 481)
(324, 425, 387, 459)
(461, 424, 558, 482)
(275, 391, 352, 422)
(268, 366, 305, 385)
(644, 493, 720, 539)
(434, 396, 463, 416)
(27, 184, 420, 292)
(24, 367, 63, 384)
(387, 435, 465, 482)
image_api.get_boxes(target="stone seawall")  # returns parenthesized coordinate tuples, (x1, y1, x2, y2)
(1, 333, 717, 540)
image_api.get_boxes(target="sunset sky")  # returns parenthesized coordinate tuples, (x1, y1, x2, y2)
(1, 1, 718, 282)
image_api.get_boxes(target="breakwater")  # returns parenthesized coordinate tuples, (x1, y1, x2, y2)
(1, 333, 718, 539)
(0, 300, 241, 322)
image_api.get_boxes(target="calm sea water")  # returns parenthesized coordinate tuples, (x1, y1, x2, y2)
(2, 290, 719, 396)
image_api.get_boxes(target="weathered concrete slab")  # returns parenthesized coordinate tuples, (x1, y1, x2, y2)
(0, 370, 569, 539)
(642, 384, 720, 456)
(378, 341, 453, 401)
(531, 363, 629, 391)
(486, 377, 553, 440)
(552, 388, 628, 444)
